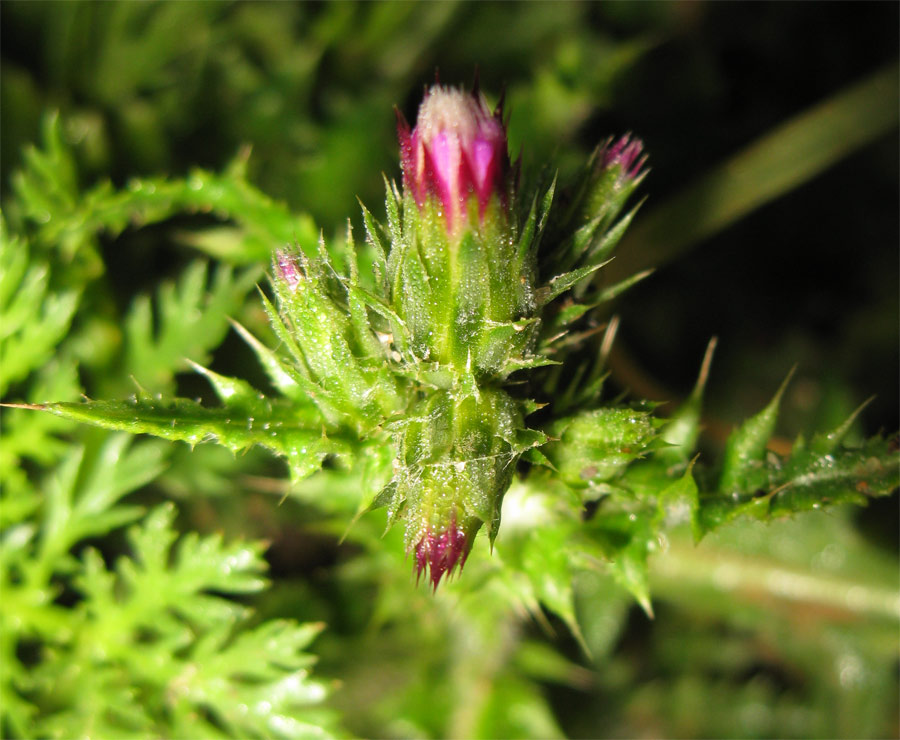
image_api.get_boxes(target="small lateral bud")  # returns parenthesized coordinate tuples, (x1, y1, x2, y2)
(601, 134, 647, 183)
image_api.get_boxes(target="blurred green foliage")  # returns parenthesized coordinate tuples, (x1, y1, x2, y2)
(1, 2, 897, 739)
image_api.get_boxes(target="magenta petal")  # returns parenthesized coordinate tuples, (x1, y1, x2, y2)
(429, 132, 460, 179)
(470, 139, 496, 195)
(429, 132, 462, 206)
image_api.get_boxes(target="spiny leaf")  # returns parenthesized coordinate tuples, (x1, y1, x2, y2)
(344, 281, 412, 359)
(700, 433, 899, 532)
(593, 268, 654, 304)
(186, 360, 262, 405)
(586, 510, 655, 618)
(259, 291, 311, 376)
(31, 394, 350, 483)
(516, 177, 556, 269)
(609, 535, 654, 618)
(338, 251, 393, 364)
(228, 319, 308, 403)
(774, 434, 898, 511)
(359, 199, 389, 286)
(718, 367, 795, 494)
(256, 293, 348, 427)
(492, 484, 588, 651)
(654, 459, 701, 542)
(535, 260, 610, 308)
(547, 300, 598, 331)
(808, 396, 874, 457)
(501, 354, 561, 378)
(515, 523, 590, 655)
(658, 337, 717, 463)
(515, 191, 543, 269)
(583, 198, 644, 267)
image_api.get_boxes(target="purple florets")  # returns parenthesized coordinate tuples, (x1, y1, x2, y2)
(398, 85, 509, 233)
(413, 521, 469, 590)
(601, 134, 647, 181)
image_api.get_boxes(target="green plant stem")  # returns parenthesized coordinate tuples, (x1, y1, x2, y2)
(608, 62, 900, 282)
(650, 537, 900, 624)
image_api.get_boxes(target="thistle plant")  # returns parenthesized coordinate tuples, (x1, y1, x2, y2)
(3, 11, 899, 731)
(17, 84, 651, 589)
(12, 82, 897, 598)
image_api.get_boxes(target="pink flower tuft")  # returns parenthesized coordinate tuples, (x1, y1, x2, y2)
(413, 521, 469, 590)
(398, 85, 509, 232)
(601, 134, 647, 182)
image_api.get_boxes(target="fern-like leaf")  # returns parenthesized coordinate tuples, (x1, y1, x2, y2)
(121, 260, 262, 394)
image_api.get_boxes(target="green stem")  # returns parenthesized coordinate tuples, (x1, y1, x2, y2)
(650, 538, 900, 623)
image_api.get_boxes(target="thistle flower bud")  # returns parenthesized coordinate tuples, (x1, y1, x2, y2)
(398, 85, 509, 234)
(389, 86, 534, 376)
(269, 247, 402, 431)
(574, 134, 648, 245)
(383, 388, 531, 588)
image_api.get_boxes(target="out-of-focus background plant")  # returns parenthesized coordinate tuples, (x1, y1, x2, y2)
(1, 2, 897, 738)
